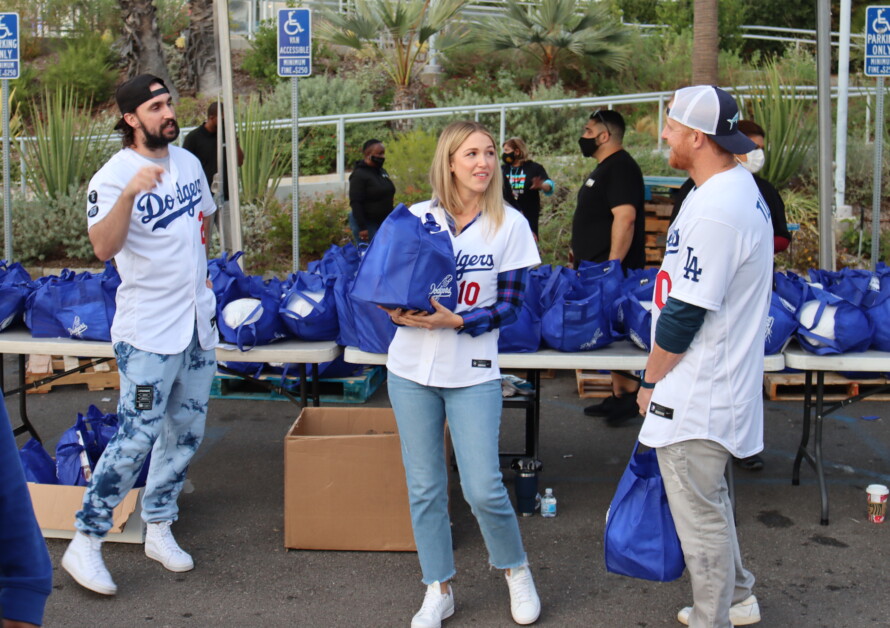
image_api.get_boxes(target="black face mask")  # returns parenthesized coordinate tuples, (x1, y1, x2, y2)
(502, 152, 517, 165)
(578, 136, 599, 158)
(370, 156, 385, 167)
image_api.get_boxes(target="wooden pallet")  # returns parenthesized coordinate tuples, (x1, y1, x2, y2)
(210, 365, 386, 404)
(763, 372, 890, 402)
(25, 355, 119, 394)
(576, 370, 613, 399)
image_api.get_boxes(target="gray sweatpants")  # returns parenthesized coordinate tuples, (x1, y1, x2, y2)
(656, 440, 756, 628)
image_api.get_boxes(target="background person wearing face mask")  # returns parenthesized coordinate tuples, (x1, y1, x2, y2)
(501, 137, 554, 237)
(671, 119, 791, 254)
(348, 138, 397, 243)
(571, 109, 647, 427)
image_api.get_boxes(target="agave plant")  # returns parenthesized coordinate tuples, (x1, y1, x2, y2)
(22, 86, 104, 202)
(746, 61, 817, 190)
(236, 95, 289, 206)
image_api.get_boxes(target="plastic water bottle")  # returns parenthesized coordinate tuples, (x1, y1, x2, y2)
(541, 488, 557, 517)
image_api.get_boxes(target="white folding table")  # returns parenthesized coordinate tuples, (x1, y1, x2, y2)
(0, 327, 342, 442)
(783, 345, 890, 525)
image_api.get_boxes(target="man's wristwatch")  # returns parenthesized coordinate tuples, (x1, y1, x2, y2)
(639, 370, 656, 389)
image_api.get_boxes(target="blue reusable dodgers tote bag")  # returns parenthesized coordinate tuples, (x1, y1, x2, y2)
(350, 204, 457, 313)
(604, 442, 685, 582)
(279, 272, 339, 341)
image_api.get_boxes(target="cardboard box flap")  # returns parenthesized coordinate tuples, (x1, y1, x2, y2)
(27, 483, 141, 534)
(288, 407, 399, 437)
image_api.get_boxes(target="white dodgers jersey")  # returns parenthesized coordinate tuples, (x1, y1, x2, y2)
(638, 166, 773, 458)
(387, 201, 540, 388)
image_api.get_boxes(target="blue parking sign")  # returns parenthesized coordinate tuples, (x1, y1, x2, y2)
(866, 6, 890, 76)
(277, 8, 312, 77)
(0, 13, 20, 80)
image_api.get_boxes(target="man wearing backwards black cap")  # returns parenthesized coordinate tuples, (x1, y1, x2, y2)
(62, 74, 218, 596)
(635, 86, 770, 627)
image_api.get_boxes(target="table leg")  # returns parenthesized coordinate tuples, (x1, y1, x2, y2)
(792, 370, 813, 485)
(311, 363, 320, 407)
(814, 371, 829, 525)
(299, 363, 308, 407)
(13, 354, 41, 442)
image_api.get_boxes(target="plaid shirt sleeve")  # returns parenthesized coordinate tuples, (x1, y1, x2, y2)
(458, 268, 528, 337)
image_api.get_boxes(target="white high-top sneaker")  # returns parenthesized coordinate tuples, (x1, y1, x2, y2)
(411, 581, 455, 628)
(145, 521, 194, 572)
(62, 531, 117, 595)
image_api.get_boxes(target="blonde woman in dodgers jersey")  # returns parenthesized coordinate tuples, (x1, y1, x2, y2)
(380, 122, 542, 628)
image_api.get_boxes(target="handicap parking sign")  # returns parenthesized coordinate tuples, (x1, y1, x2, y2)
(277, 8, 312, 77)
(0, 13, 20, 80)
(865, 6, 890, 76)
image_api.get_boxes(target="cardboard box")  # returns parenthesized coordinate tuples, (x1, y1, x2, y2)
(27, 483, 145, 544)
(285, 407, 447, 551)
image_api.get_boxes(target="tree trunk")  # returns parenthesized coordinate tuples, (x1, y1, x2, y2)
(392, 84, 417, 132)
(118, 0, 179, 100)
(185, 0, 220, 95)
(692, 0, 719, 86)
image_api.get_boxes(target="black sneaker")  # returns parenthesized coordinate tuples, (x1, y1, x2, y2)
(605, 392, 641, 427)
(583, 394, 619, 417)
(735, 454, 764, 471)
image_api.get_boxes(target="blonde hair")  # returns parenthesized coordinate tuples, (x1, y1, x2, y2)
(429, 121, 505, 234)
(504, 136, 529, 162)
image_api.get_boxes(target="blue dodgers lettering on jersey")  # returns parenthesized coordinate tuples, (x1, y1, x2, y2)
(755, 195, 770, 222)
(682, 246, 703, 282)
(136, 177, 204, 231)
(454, 249, 495, 281)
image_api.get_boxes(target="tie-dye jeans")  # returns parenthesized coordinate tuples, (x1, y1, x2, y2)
(75, 329, 216, 537)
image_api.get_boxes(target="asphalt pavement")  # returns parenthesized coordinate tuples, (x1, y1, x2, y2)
(10, 358, 890, 628)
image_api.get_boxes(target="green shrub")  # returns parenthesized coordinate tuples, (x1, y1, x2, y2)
(42, 35, 117, 106)
(241, 21, 284, 88)
(261, 75, 388, 175)
(383, 129, 439, 205)
(239, 194, 350, 275)
(10, 187, 96, 262)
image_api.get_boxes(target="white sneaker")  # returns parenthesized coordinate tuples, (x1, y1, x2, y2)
(677, 595, 761, 626)
(505, 564, 541, 625)
(145, 521, 194, 572)
(62, 531, 117, 595)
(411, 581, 455, 628)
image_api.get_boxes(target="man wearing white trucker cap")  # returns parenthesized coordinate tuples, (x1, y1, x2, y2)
(636, 85, 772, 627)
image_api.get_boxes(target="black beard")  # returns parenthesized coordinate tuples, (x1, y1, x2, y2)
(143, 120, 180, 150)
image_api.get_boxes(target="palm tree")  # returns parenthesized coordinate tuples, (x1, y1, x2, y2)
(317, 0, 470, 113)
(184, 0, 220, 95)
(475, 0, 630, 89)
(692, 0, 718, 85)
(118, 0, 179, 99)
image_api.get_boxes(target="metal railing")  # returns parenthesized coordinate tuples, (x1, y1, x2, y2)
(4, 84, 885, 196)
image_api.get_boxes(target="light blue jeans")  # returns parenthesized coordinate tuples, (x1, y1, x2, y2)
(388, 373, 528, 584)
(76, 329, 216, 537)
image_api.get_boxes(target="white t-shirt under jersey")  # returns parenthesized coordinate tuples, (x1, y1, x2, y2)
(386, 201, 541, 388)
(86, 146, 217, 354)
(638, 165, 773, 458)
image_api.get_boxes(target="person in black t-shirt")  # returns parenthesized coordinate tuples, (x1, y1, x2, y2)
(182, 102, 243, 249)
(572, 110, 647, 426)
(501, 137, 554, 236)
(348, 139, 396, 243)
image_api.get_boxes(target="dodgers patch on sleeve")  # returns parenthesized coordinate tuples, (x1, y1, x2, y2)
(471, 359, 492, 369)
(135, 385, 154, 410)
(88, 190, 98, 204)
(649, 402, 674, 419)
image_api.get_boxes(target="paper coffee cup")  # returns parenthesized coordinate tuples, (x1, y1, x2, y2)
(866, 484, 889, 523)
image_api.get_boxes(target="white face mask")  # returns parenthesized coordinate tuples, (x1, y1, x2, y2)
(738, 148, 765, 174)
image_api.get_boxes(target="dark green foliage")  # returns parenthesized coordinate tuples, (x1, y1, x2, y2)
(42, 35, 117, 106)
